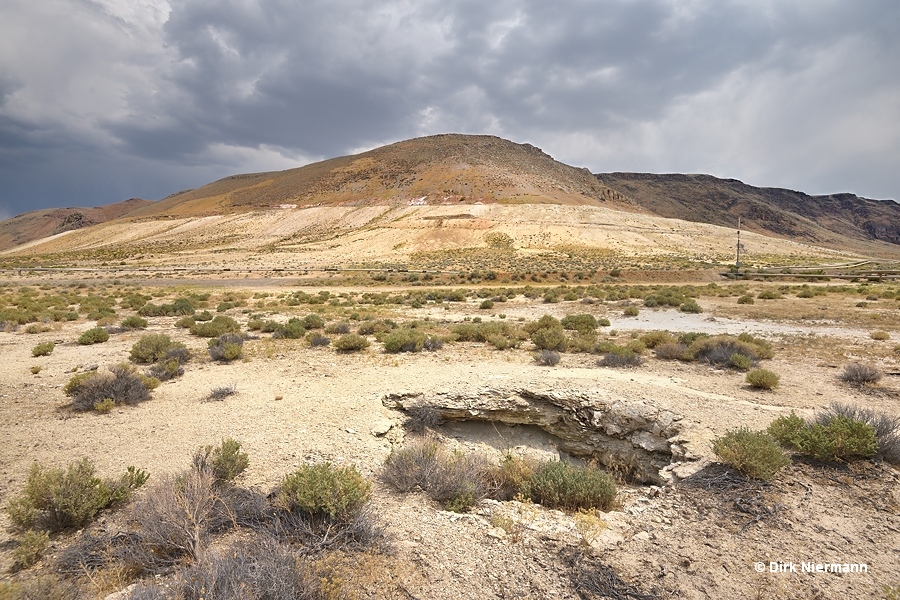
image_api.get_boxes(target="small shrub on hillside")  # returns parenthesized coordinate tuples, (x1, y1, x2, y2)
(768, 412, 878, 462)
(206, 384, 237, 401)
(190, 315, 240, 337)
(193, 438, 249, 482)
(11, 529, 50, 571)
(7, 459, 147, 532)
(690, 336, 760, 369)
(757, 289, 782, 300)
(273, 318, 306, 339)
(737, 294, 755, 305)
(622, 305, 639, 317)
(521, 461, 616, 512)
(334, 334, 370, 352)
(307, 332, 331, 347)
(208, 333, 244, 362)
(729, 353, 755, 371)
(422, 335, 444, 351)
(130, 334, 187, 364)
(597, 347, 643, 368)
(174, 316, 195, 328)
(712, 428, 789, 480)
(561, 314, 598, 332)
(535, 349, 561, 366)
(194, 310, 213, 322)
(383, 328, 426, 353)
(31, 341, 55, 357)
(66, 364, 154, 410)
(815, 403, 900, 464)
(531, 326, 567, 351)
(302, 314, 325, 329)
(654, 342, 690, 361)
(639, 331, 675, 349)
(78, 326, 109, 345)
(479, 299, 494, 309)
(148, 348, 191, 381)
(870, 330, 890, 341)
(121, 315, 148, 329)
(325, 322, 351, 335)
(679, 299, 702, 313)
(277, 463, 371, 522)
(839, 363, 882, 386)
(746, 369, 780, 390)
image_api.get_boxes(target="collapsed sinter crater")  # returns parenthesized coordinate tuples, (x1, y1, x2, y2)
(383, 386, 699, 485)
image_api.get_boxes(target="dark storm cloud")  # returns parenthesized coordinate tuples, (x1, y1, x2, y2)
(0, 0, 898, 219)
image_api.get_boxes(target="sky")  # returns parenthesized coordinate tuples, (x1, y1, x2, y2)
(1, 0, 898, 220)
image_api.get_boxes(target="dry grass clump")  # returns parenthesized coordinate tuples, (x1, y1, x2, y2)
(65, 364, 157, 411)
(206, 384, 237, 401)
(653, 342, 690, 361)
(838, 362, 882, 386)
(382, 438, 617, 513)
(870, 330, 890, 341)
(712, 428, 789, 480)
(534, 349, 561, 366)
(597, 346, 643, 368)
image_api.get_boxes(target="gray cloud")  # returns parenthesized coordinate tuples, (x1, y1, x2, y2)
(1, 0, 898, 219)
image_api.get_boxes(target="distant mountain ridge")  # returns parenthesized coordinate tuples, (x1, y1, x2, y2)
(595, 173, 900, 248)
(1, 135, 898, 257)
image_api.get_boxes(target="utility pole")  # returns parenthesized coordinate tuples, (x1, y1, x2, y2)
(736, 217, 743, 270)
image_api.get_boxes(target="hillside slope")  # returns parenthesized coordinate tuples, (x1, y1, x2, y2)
(595, 173, 900, 247)
(0, 198, 152, 252)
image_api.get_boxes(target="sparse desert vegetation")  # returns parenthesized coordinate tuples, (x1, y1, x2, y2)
(0, 274, 898, 599)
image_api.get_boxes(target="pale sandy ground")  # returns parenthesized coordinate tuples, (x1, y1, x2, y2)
(1, 293, 898, 599)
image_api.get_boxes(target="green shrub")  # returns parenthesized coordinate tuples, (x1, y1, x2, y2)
(737, 294, 755, 305)
(757, 289, 782, 300)
(78, 326, 109, 345)
(597, 346, 643, 368)
(679, 300, 702, 313)
(302, 313, 325, 329)
(31, 341, 55, 357)
(193, 438, 249, 482)
(622, 305, 639, 317)
(479, 299, 494, 310)
(277, 463, 370, 521)
(208, 333, 243, 362)
(767, 412, 808, 449)
(746, 369, 780, 390)
(383, 328, 426, 353)
(531, 326, 567, 351)
(273, 317, 306, 339)
(120, 315, 148, 329)
(561, 314, 598, 332)
(6, 459, 147, 532)
(194, 310, 213, 322)
(11, 529, 49, 571)
(729, 353, 755, 371)
(653, 342, 689, 360)
(334, 334, 370, 352)
(639, 331, 675, 349)
(148, 347, 191, 381)
(174, 315, 195, 328)
(130, 334, 187, 364)
(814, 403, 900, 464)
(712, 428, 789, 480)
(768, 412, 878, 462)
(190, 315, 240, 337)
(521, 461, 616, 511)
(598, 318, 611, 327)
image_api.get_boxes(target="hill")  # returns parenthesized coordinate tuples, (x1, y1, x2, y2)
(126, 134, 632, 219)
(0, 198, 152, 252)
(595, 173, 900, 248)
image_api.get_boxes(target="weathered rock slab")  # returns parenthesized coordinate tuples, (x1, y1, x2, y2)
(383, 387, 697, 484)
